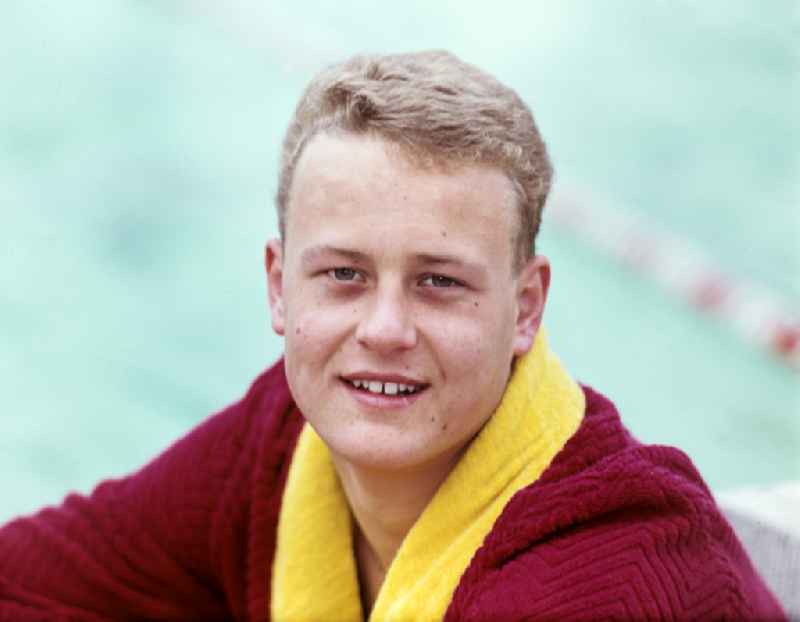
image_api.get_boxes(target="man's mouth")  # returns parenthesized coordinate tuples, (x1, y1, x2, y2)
(341, 377, 428, 396)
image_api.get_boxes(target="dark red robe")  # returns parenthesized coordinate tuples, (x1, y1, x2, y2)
(0, 360, 785, 621)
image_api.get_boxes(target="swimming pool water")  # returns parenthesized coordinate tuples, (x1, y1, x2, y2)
(1, 1, 797, 522)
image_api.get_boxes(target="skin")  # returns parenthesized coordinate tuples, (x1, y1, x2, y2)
(266, 132, 550, 610)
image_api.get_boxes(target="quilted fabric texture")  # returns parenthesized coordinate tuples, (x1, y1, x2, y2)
(0, 361, 786, 621)
(445, 386, 786, 621)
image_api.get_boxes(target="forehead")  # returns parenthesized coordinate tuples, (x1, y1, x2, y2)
(286, 132, 518, 264)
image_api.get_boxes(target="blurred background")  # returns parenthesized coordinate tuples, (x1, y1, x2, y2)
(1, 1, 797, 523)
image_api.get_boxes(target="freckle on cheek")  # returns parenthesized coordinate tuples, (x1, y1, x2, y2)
(473, 301, 479, 308)
(441, 423, 448, 431)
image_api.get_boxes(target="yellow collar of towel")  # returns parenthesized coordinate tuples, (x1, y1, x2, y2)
(271, 329, 585, 622)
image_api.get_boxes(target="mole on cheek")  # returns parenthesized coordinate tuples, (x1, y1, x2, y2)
(473, 301, 479, 308)
(440, 230, 447, 237)
(295, 327, 302, 335)
(441, 422, 448, 431)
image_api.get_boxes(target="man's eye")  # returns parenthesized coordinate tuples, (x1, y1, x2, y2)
(328, 267, 360, 282)
(420, 274, 459, 288)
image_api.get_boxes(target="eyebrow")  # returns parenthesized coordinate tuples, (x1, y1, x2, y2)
(301, 245, 486, 275)
(413, 252, 479, 270)
(300, 245, 370, 265)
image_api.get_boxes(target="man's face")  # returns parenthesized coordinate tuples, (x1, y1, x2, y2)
(267, 132, 548, 472)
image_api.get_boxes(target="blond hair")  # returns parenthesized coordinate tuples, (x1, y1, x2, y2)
(276, 50, 553, 268)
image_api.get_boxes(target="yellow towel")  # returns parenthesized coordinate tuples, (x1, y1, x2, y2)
(271, 329, 585, 621)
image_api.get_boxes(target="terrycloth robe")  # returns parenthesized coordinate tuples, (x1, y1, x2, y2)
(0, 358, 786, 620)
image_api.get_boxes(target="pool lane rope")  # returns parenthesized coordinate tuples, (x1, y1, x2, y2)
(547, 186, 800, 371)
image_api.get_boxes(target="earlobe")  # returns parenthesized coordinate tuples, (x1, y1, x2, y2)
(265, 239, 286, 336)
(512, 255, 550, 356)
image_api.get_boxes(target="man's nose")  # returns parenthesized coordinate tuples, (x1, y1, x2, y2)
(355, 285, 417, 353)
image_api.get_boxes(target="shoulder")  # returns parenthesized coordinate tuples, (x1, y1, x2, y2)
(0, 358, 306, 619)
(117, 357, 305, 558)
(446, 386, 786, 622)
(111, 357, 301, 500)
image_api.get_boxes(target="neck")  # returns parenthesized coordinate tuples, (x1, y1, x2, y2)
(331, 451, 462, 608)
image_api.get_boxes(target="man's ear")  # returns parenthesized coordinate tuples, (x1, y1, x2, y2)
(265, 238, 286, 336)
(512, 254, 550, 356)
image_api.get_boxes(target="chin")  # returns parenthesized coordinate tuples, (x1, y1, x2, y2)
(323, 430, 446, 473)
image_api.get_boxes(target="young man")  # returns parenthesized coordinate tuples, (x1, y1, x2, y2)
(0, 51, 785, 621)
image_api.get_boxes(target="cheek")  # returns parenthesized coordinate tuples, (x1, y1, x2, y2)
(426, 304, 516, 401)
(435, 300, 515, 360)
(284, 298, 354, 370)
(428, 317, 492, 380)
(284, 309, 342, 411)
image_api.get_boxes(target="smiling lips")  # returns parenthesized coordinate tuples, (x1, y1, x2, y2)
(341, 374, 428, 398)
(347, 379, 424, 396)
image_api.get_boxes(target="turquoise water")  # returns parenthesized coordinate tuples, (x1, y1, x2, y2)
(1, 2, 797, 522)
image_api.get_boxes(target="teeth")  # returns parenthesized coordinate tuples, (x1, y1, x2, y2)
(347, 378, 422, 395)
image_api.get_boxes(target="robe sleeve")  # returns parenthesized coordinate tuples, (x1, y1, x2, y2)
(446, 444, 787, 621)
(0, 401, 249, 622)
